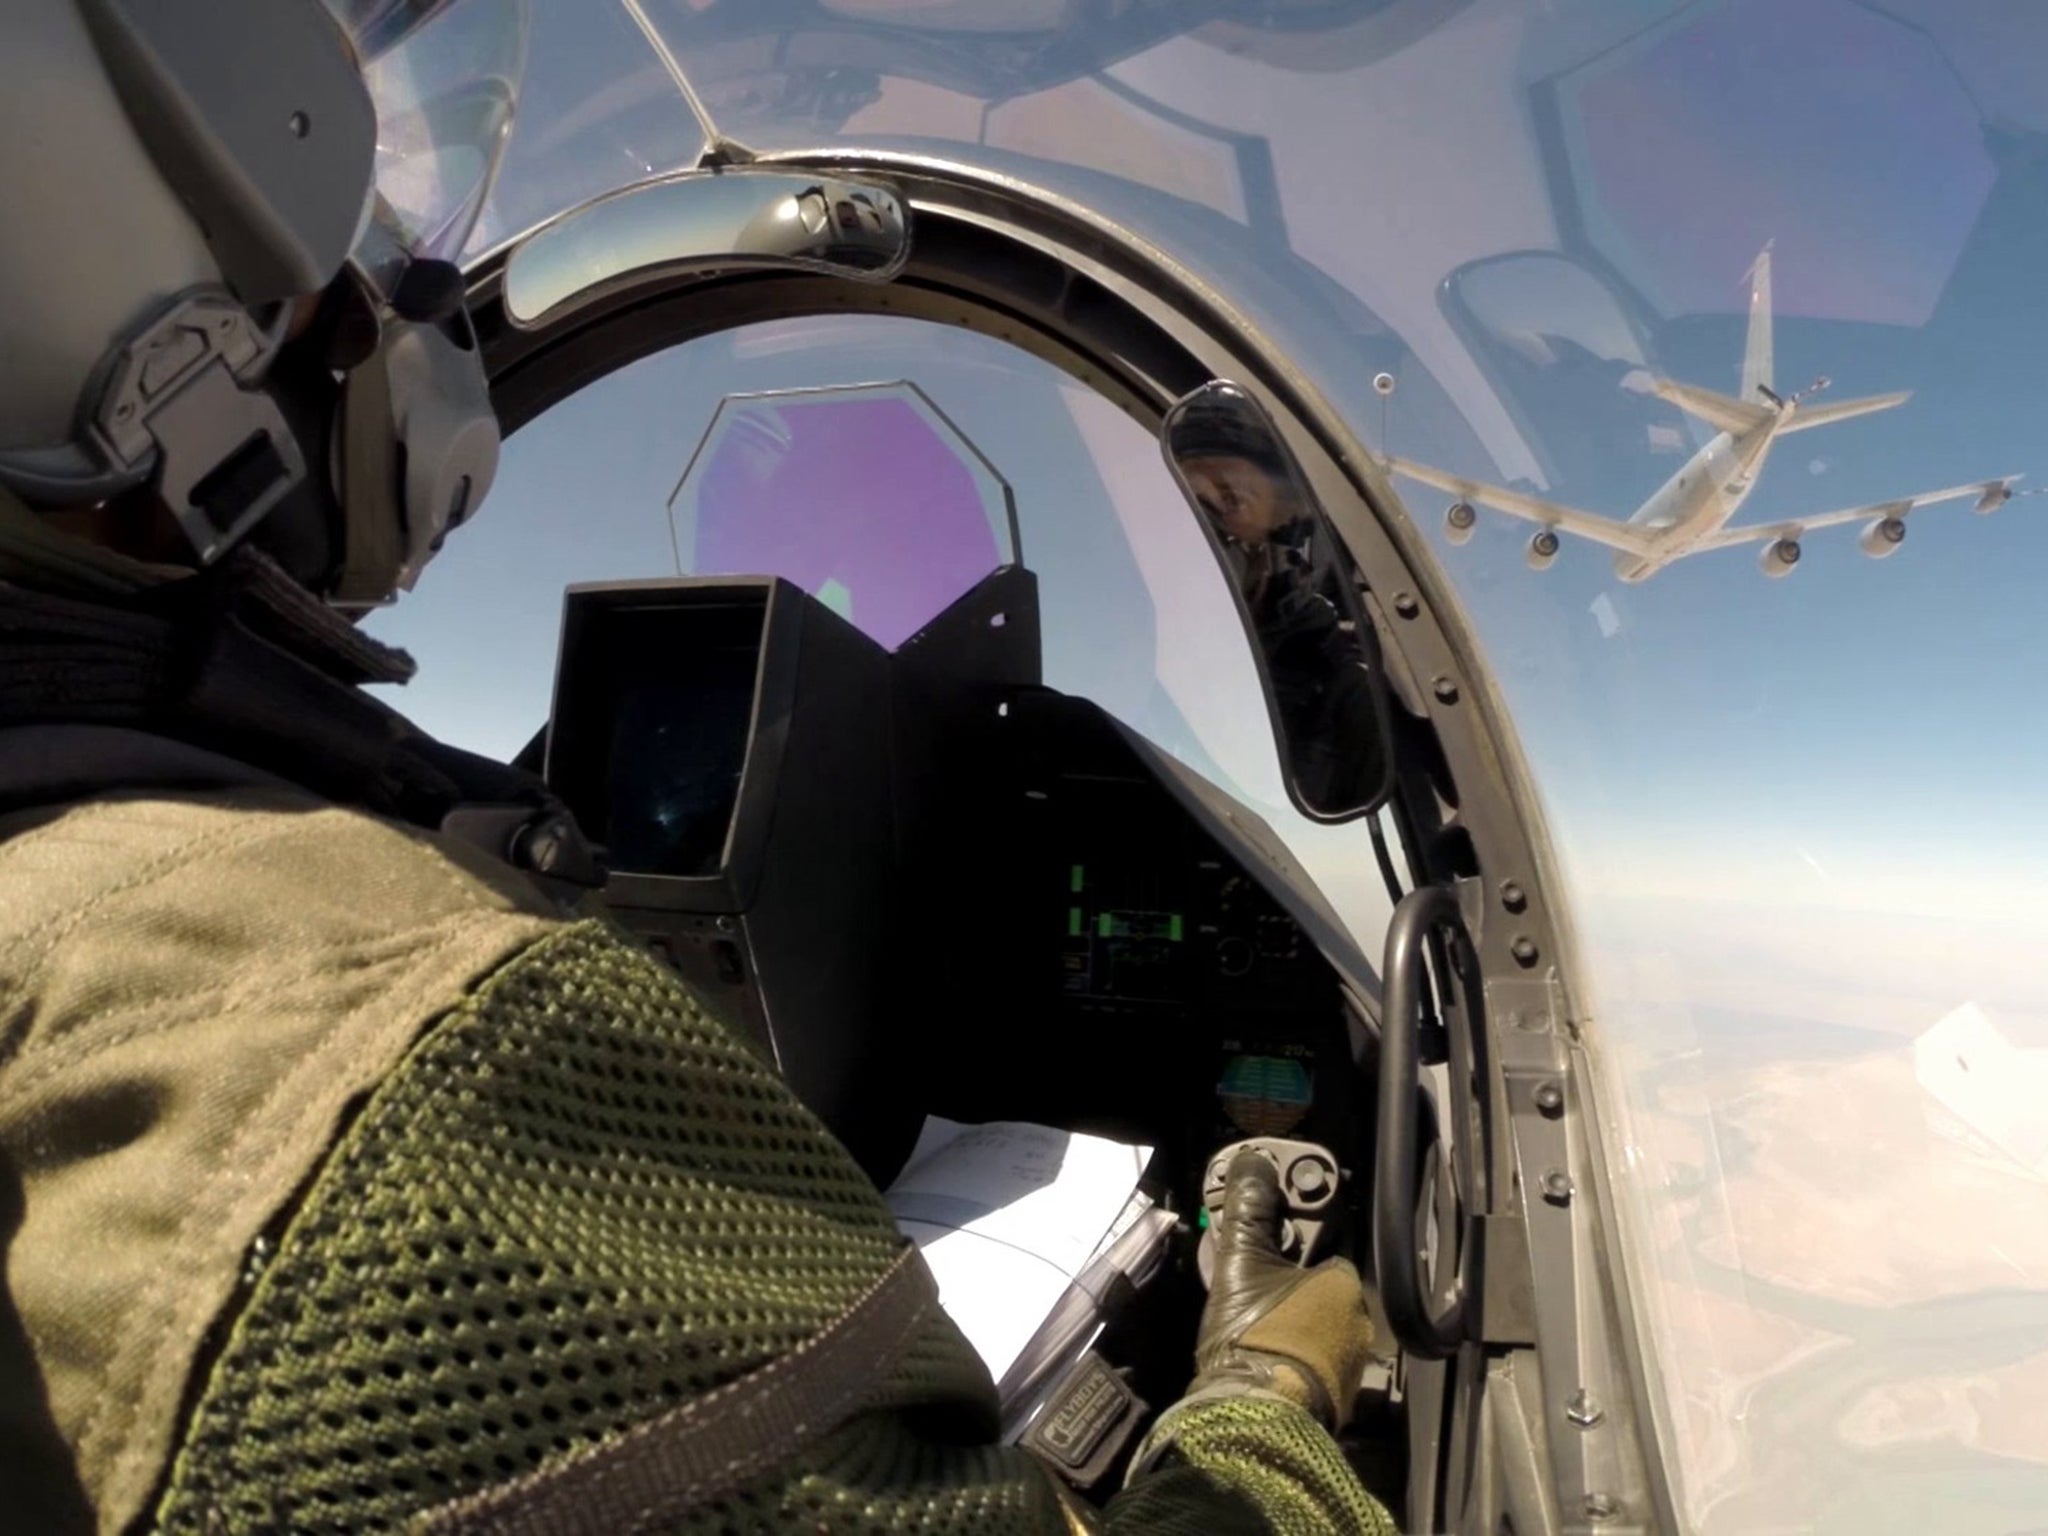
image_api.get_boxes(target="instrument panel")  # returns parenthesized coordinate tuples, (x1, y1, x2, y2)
(975, 693, 1361, 1167)
(1058, 857, 1316, 1008)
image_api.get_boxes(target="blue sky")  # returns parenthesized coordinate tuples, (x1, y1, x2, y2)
(1409, 260, 2048, 925)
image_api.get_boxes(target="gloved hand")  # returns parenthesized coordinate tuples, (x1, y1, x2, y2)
(1188, 1149, 1375, 1431)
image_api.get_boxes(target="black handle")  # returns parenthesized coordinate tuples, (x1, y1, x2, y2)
(1373, 884, 1470, 1358)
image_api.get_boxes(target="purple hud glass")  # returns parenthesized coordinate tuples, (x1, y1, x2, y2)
(669, 383, 1018, 651)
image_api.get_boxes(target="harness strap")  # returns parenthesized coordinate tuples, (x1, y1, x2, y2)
(413, 1244, 940, 1536)
(0, 558, 602, 886)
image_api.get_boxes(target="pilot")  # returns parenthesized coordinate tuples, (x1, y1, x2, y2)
(1175, 414, 1311, 613)
(0, 4, 1395, 1533)
(1174, 403, 1388, 812)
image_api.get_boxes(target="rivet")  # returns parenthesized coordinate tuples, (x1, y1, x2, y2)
(1533, 1081, 1564, 1116)
(1432, 676, 1459, 704)
(1584, 1492, 1620, 1520)
(1393, 591, 1420, 619)
(1510, 935, 1540, 967)
(1542, 1169, 1574, 1204)
(1565, 1388, 1603, 1427)
(1500, 880, 1527, 913)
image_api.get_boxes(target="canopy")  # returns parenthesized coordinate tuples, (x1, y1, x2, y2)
(395, 5, 2048, 1527)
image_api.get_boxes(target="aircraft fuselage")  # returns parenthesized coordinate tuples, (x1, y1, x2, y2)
(1613, 417, 1780, 582)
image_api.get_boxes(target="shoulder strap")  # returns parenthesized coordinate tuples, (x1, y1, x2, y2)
(0, 557, 601, 887)
(412, 1244, 940, 1536)
(0, 724, 289, 815)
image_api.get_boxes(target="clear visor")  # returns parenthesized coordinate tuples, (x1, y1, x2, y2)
(326, 0, 529, 280)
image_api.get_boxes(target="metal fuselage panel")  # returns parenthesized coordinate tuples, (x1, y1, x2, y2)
(1612, 421, 1779, 582)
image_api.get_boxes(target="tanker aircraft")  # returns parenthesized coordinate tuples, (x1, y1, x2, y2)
(1386, 247, 2021, 580)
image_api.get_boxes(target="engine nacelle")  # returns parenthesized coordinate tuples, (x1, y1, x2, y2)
(1758, 537, 1801, 578)
(1444, 500, 1478, 545)
(1976, 482, 2014, 514)
(1525, 528, 1561, 571)
(1859, 516, 1906, 558)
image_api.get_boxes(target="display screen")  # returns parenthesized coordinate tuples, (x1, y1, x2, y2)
(551, 599, 764, 877)
(1059, 858, 1193, 1004)
(1217, 1052, 1314, 1137)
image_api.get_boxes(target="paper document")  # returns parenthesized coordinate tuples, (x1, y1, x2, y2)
(886, 1118, 1153, 1381)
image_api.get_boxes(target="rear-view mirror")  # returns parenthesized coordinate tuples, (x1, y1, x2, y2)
(1162, 381, 1393, 821)
(503, 167, 910, 328)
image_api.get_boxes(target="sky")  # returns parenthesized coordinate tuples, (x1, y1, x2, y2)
(374, 1, 2048, 1525)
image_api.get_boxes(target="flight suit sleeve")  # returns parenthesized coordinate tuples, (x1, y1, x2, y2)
(1104, 1396, 1397, 1535)
(729, 1391, 1395, 1536)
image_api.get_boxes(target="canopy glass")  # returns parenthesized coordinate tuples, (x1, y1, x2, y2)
(380, 6, 2048, 1526)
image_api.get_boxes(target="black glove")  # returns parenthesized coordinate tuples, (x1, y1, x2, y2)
(1188, 1150, 1375, 1430)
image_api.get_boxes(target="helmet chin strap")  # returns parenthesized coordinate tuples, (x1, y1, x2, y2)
(331, 341, 405, 607)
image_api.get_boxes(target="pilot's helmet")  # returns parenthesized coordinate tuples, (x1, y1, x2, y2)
(0, 0, 527, 610)
(1171, 393, 1294, 483)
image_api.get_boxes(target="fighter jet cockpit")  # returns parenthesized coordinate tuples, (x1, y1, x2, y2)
(347, 4, 2048, 1533)
(399, 288, 1450, 1497)
(383, 176, 1511, 1519)
(525, 397, 1387, 1192)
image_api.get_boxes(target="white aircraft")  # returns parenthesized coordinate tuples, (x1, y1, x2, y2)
(1386, 246, 2021, 580)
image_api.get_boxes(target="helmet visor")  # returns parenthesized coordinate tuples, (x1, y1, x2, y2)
(329, 0, 529, 271)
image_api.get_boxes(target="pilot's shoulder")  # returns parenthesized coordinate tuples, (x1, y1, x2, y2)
(0, 784, 562, 1078)
(3, 781, 558, 927)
